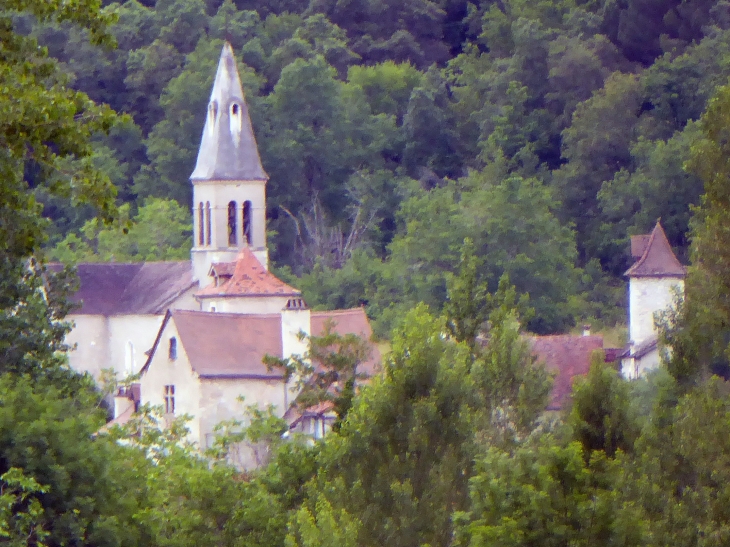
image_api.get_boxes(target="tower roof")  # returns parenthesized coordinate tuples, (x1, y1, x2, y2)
(196, 247, 300, 298)
(190, 42, 268, 182)
(625, 221, 687, 278)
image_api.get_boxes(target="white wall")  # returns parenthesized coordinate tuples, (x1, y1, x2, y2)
(66, 314, 110, 378)
(140, 319, 203, 443)
(108, 315, 165, 378)
(200, 295, 290, 314)
(621, 348, 662, 380)
(629, 277, 684, 345)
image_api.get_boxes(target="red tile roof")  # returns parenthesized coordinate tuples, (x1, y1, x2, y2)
(52, 261, 196, 315)
(197, 248, 300, 298)
(529, 334, 604, 410)
(630, 235, 651, 259)
(142, 310, 285, 379)
(311, 308, 381, 376)
(625, 221, 687, 278)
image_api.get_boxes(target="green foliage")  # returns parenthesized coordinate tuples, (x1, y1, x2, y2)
(569, 353, 638, 458)
(454, 436, 643, 547)
(50, 198, 192, 263)
(0, 468, 49, 547)
(0, 377, 151, 547)
(265, 324, 373, 429)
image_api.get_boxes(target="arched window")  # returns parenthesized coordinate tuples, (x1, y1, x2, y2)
(169, 337, 177, 360)
(198, 202, 204, 245)
(242, 200, 252, 245)
(205, 202, 212, 246)
(230, 103, 242, 134)
(227, 201, 237, 246)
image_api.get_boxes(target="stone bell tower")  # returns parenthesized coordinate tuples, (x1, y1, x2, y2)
(190, 42, 269, 283)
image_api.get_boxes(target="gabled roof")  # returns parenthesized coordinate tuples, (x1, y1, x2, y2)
(196, 248, 300, 298)
(625, 221, 687, 278)
(190, 42, 267, 182)
(311, 308, 381, 376)
(141, 309, 284, 379)
(58, 261, 196, 315)
(529, 334, 604, 411)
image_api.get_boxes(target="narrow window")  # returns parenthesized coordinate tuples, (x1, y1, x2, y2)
(198, 202, 204, 245)
(208, 101, 218, 136)
(169, 337, 177, 360)
(242, 200, 252, 245)
(227, 201, 237, 246)
(164, 385, 175, 414)
(205, 202, 212, 246)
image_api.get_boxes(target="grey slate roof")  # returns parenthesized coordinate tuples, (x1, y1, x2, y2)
(66, 261, 196, 315)
(190, 42, 268, 182)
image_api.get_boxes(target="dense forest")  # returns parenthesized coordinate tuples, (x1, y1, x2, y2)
(32, 0, 730, 336)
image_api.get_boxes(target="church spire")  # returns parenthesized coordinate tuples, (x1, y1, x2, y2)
(190, 42, 267, 181)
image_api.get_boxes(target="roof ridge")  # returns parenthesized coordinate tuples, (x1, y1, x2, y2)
(311, 307, 367, 315)
(172, 309, 281, 319)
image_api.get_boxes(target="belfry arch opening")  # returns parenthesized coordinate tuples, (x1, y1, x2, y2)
(242, 201, 252, 245)
(198, 202, 204, 245)
(228, 201, 237, 246)
(205, 202, 212, 246)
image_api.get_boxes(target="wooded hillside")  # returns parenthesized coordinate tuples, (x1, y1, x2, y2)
(34, 0, 730, 335)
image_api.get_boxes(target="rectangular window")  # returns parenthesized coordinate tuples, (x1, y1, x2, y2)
(169, 337, 177, 360)
(164, 385, 175, 414)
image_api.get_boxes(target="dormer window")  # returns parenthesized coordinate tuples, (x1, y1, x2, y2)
(208, 101, 218, 136)
(230, 102, 242, 139)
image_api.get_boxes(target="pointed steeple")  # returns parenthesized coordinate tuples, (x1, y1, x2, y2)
(625, 221, 687, 278)
(190, 42, 267, 181)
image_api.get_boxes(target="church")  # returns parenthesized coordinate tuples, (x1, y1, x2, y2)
(64, 42, 379, 449)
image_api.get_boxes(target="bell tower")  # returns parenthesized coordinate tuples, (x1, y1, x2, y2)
(190, 42, 269, 283)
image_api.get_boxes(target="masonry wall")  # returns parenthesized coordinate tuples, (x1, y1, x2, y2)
(629, 277, 684, 345)
(108, 315, 165, 377)
(66, 315, 110, 378)
(140, 320, 203, 443)
(200, 295, 290, 314)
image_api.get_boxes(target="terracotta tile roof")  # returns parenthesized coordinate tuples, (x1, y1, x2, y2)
(54, 261, 196, 315)
(630, 235, 651, 259)
(197, 248, 300, 298)
(625, 221, 687, 278)
(311, 308, 381, 376)
(210, 262, 236, 277)
(166, 309, 285, 379)
(529, 334, 604, 410)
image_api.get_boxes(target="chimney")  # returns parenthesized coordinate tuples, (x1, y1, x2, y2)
(582, 324, 591, 337)
(114, 387, 134, 419)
